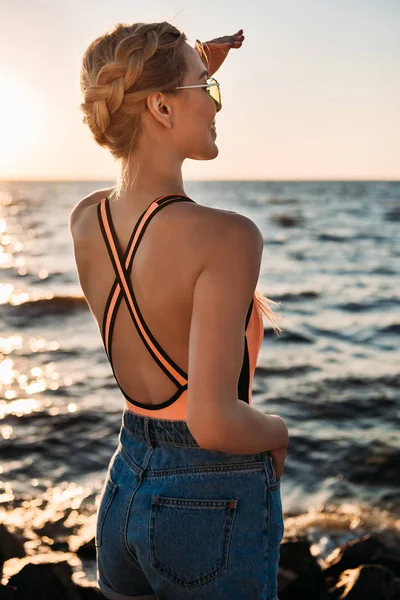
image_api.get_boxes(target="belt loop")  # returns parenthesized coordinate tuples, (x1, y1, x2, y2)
(144, 417, 154, 449)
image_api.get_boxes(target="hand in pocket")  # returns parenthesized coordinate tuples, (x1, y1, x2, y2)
(270, 445, 288, 481)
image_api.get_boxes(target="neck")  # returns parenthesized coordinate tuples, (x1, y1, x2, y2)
(113, 146, 187, 210)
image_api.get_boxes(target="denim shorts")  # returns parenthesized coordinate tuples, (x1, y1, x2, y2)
(95, 407, 284, 600)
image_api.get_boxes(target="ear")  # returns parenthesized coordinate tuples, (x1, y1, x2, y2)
(145, 91, 173, 129)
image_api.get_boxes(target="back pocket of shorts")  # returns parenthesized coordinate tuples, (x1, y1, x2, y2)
(150, 495, 238, 589)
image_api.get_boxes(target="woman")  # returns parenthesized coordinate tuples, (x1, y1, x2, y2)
(70, 20, 289, 600)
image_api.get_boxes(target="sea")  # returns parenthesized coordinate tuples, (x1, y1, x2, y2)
(0, 179, 399, 586)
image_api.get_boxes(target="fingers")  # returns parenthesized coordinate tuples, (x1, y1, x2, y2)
(225, 29, 245, 47)
(200, 29, 245, 49)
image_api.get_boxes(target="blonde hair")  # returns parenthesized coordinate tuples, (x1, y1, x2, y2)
(254, 289, 285, 336)
(80, 22, 284, 335)
(79, 21, 188, 200)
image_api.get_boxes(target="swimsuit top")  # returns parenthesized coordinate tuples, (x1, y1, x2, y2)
(97, 194, 264, 421)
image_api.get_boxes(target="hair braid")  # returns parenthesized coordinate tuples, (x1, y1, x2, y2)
(79, 21, 188, 178)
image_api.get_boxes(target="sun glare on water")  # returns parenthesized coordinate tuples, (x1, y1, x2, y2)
(0, 72, 44, 177)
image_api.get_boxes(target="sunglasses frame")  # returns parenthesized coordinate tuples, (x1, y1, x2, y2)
(175, 77, 222, 112)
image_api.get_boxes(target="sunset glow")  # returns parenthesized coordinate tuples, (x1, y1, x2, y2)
(0, 72, 44, 177)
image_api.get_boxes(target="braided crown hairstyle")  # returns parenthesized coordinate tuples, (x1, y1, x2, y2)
(79, 21, 192, 199)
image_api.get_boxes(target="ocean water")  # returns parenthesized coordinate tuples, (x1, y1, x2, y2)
(0, 180, 399, 584)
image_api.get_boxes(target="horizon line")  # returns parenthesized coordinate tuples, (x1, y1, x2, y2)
(1, 178, 399, 183)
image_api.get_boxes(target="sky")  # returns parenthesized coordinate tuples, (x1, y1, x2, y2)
(1, 0, 399, 181)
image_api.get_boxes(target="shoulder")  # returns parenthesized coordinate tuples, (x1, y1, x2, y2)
(69, 187, 113, 228)
(69, 187, 113, 235)
(192, 203, 263, 255)
(177, 201, 263, 276)
(176, 199, 261, 234)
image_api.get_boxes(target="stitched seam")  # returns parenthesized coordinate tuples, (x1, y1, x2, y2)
(145, 463, 264, 477)
(122, 486, 142, 568)
(119, 445, 142, 476)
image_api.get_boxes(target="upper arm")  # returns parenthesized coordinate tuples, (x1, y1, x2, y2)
(186, 213, 264, 448)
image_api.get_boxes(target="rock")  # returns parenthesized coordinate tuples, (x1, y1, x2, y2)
(2, 558, 106, 599)
(277, 535, 331, 599)
(76, 538, 96, 560)
(330, 564, 396, 599)
(0, 584, 19, 599)
(75, 585, 105, 599)
(391, 577, 400, 599)
(0, 524, 26, 563)
(324, 533, 400, 579)
(7, 561, 81, 600)
(52, 541, 70, 553)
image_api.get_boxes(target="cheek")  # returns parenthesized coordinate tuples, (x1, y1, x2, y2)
(203, 92, 216, 120)
(173, 96, 214, 148)
(182, 105, 211, 136)
(190, 91, 215, 123)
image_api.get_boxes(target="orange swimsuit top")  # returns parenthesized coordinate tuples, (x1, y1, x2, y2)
(97, 194, 264, 421)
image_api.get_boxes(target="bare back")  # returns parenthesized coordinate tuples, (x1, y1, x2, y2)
(72, 192, 232, 406)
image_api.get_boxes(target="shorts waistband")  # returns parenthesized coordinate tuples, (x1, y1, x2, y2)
(122, 407, 201, 448)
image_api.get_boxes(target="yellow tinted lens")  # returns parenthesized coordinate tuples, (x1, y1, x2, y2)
(207, 78, 221, 112)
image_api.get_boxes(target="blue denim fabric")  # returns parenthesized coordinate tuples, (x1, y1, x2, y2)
(96, 407, 284, 600)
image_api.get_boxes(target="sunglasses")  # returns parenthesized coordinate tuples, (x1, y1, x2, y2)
(175, 77, 222, 112)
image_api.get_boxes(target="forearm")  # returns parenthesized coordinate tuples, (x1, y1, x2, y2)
(199, 401, 289, 455)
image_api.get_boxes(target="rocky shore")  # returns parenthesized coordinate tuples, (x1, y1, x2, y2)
(0, 523, 399, 599)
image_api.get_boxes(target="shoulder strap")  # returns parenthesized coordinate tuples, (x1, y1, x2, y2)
(97, 194, 195, 388)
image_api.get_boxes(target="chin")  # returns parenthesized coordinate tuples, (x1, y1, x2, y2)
(208, 143, 219, 159)
(204, 141, 219, 159)
(189, 143, 219, 160)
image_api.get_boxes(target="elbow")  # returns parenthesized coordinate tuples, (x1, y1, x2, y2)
(186, 419, 214, 450)
(186, 413, 230, 452)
